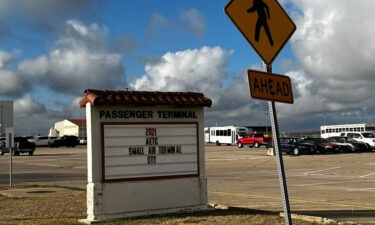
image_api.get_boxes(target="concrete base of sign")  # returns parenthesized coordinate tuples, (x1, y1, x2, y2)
(267, 148, 275, 156)
(79, 205, 211, 224)
(81, 177, 208, 224)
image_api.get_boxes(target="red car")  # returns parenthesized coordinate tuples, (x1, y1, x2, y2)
(300, 137, 340, 154)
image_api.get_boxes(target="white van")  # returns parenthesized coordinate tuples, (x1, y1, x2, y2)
(28, 136, 58, 147)
(207, 126, 248, 146)
(340, 132, 375, 149)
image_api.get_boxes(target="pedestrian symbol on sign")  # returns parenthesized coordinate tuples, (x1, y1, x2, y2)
(247, 0, 274, 46)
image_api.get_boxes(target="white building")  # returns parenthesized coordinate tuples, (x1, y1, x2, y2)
(49, 119, 86, 137)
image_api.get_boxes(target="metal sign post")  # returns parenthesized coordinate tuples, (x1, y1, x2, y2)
(264, 63, 292, 225)
(9, 145, 12, 187)
(225, 1, 296, 224)
(6, 127, 14, 187)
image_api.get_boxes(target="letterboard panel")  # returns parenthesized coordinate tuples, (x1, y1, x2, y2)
(101, 122, 199, 182)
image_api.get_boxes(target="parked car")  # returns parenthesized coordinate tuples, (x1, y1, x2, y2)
(48, 135, 79, 148)
(28, 136, 58, 147)
(279, 137, 316, 155)
(0, 137, 36, 156)
(300, 137, 340, 154)
(340, 132, 375, 150)
(327, 136, 369, 152)
(237, 133, 272, 148)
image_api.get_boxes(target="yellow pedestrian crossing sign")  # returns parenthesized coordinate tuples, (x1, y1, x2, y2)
(225, 0, 296, 64)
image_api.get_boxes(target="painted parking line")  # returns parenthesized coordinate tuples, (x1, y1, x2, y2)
(303, 167, 340, 175)
(13, 161, 63, 168)
(210, 191, 375, 210)
(291, 179, 375, 187)
(360, 173, 375, 178)
(349, 188, 375, 191)
(292, 179, 375, 187)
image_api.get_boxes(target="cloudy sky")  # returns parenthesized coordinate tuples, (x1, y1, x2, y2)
(1, 0, 375, 135)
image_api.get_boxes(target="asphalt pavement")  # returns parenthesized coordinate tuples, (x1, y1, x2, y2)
(1, 145, 375, 224)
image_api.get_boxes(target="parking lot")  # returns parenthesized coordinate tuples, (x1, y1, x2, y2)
(0, 145, 375, 224)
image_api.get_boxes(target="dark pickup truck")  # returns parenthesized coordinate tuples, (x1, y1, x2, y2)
(0, 137, 36, 156)
(48, 135, 79, 148)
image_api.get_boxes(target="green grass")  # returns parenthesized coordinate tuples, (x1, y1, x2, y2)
(0, 185, 355, 225)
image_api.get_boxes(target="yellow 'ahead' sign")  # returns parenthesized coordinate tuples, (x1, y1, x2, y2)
(247, 69, 294, 104)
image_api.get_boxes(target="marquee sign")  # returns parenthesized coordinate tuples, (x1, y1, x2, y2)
(101, 122, 199, 182)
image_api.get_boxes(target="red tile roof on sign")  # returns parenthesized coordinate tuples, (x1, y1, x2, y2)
(79, 89, 212, 108)
(68, 119, 86, 127)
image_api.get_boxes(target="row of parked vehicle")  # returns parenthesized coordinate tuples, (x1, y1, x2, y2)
(236, 131, 374, 156)
(0, 135, 86, 156)
(28, 135, 85, 147)
(279, 136, 372, 155)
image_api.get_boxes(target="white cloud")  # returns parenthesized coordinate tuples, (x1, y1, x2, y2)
(13, 95, 85, 135)
(275, 0, 375, 126)
(130, 46, 232, 102)
(0, 0, 103, 36)
(148, 8, 207, 37)
(0, 50, 29, 96)
(130, 46, 269, 127)
(14, 95, 46, 117)
(179, 9, 207, 37)
(18, 20, 126, 96)
(0, 50, 15, 69)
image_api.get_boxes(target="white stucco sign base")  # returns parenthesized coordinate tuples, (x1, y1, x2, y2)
(80, 104, 208, 224)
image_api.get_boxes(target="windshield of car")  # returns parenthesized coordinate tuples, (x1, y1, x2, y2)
(329, 138, 341, 143)
(362, 133, 375, 138)
(346, 138, 357, 142)
(238, 132, 247, 137)
(15, 137, 28, 142)
(305, 138, 327, 143)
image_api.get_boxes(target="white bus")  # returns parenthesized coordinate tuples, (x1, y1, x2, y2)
(206, 126, 248, 146)
(320, 123, 375, 138)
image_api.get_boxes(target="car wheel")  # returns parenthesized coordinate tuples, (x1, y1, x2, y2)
(238, 142, 243, 148)
(254, 142, 259, 148)
(29, 151, 34, 156)
(293, 148, 300, 156)
(215, 141, 221, 146)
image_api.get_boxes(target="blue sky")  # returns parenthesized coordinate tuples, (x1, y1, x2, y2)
(1, 0, 375, 135)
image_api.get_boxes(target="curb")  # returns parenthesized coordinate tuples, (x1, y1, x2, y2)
(209, 203, 358, 225)
(280, 212, 358, 225)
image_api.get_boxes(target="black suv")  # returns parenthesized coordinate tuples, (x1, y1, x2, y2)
(48, 135, 79, 148)
(0, 137, 36, 156)
(279, 137, 316, 155)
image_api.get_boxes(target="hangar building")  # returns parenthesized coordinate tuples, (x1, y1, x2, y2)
(49, 119, 86, 137)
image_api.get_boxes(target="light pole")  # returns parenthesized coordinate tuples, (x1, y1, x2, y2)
(265, 112, 269, 134)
